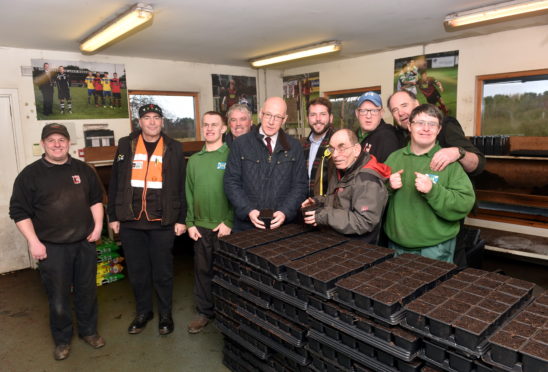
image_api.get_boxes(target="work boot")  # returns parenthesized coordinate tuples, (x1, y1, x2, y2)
(81, 334, 105, 348)
(187, 315, 210, 334)
(53, 344, 70, 361)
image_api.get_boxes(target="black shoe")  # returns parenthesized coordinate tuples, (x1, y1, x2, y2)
(159, 313, 174, 335)
(128, 312, 153, 334)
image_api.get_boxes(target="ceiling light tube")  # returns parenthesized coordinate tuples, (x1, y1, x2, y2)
(80, 3, 153, 53)
(445, 0, 548, 28)
(250, 41, 342, 68)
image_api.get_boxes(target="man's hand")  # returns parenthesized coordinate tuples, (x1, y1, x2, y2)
(213, 222, 231, 238)
(187, 226, 202, 241)
(109, 221, 120, 234)
(270, 211, 286, 229)
(29, 240, 47, 260)
(301, 197, 315, 208)
(248, 209, 265, 229)
(415, 172, 433, 193)
(303, 210, 317, 226)
(174, 223, 187, 236)
(389, 169, 404, 190)
(430, 147, 460, 172)
(87, 227, 102, 242)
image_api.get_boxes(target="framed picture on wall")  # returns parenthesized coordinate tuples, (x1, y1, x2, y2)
(211, 74, 258, 122)
(129, 90, 201, 141)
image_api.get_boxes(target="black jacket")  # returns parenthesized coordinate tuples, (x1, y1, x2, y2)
(224, 127, 308, 231)
(358, 120, 401, 163)
(107, 130, 187, 226)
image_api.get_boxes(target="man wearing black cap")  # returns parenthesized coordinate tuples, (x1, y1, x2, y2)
(107, 104, 187, 336)
(9, 123, 106, 361)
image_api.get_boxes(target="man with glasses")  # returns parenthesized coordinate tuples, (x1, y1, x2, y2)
(355, 92, 400, 163)
(304, 97, 335, 196)
(301, 129, 390, 242)
(224, 96, 308, 231)
(225, 103, 253, 147)
(383, 104, 475, 263)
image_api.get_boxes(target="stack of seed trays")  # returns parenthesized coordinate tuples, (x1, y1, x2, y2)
(285, 240, 394, 299)
(245, 231, 349, 280)
(212, 266, 271, 309)
(218, 224, 310, 260)
(484, 290, 548, 372)
(403, 268, 535, 357)
(222, 338, 275, 372)
(422, 339, 496, 372)
(307, 298, 422, 363)
(240, 264, 308, 310)
(335, 254, 457, 324)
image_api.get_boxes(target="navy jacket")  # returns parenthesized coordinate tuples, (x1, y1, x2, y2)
(224, 127, 308, 231)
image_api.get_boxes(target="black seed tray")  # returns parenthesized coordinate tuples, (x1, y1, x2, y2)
(222, 338, 277, 372)
(307, 306, 421, 362)
(269, 297, 310, 326)
(240, 322, 310, 366)
(212, 275, 270, 309)
(307, 347, 354, 372)
(334, 254, 457, 325)
(214, 251, 242, 276)
(245, 231, 349, 280)
(271, 352, 311, 372)
(308, 329, 422, 372)
(236, 306, 307, 347)
(219, 223, 310, 260)
(216, 320, 269, 360)
(482, 352, 522, 372)
(213, 294, 241, 323)
(285, 240, 394, 299)
(420, 345, 496, 372)
(240, 271, 308, 310)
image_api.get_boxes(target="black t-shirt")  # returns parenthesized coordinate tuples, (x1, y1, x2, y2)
(9, 156, 104, 244)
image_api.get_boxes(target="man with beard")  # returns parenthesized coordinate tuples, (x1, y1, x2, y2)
(303, 97, 334, 196)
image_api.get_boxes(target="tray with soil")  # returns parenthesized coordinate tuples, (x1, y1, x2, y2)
(219, 223, 309, 259)
(306, 303, 422, 362)
(420, 341, 492, 372)
(245, 231, 348, 279)
(335, 254, 457, 325)
(284, 240, 393, 298)
(520, 340, 548, 372)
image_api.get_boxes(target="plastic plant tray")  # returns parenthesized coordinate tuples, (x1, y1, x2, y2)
(307, 306, 421, 362)
(482, 351, 522, 372)
(240, 271, 308, 310)
(307, 348, 352, 372)
(212, 276, 271, 310)
(222, 339, 277, 372)
(240, 323, 310, 366)
(216, 320, 269, 360)
(236, 306, 306, 347)
(308, 329, 422, 372)
(420, 349, 494, 372)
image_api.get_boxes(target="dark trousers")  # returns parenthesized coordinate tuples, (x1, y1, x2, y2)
(38, 240, 98, 346)
(120, 227, 175, 315)
(193, 227, 219, 318)
(40, 86, 53, 115)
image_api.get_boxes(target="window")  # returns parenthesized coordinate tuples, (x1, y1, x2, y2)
(324, 86, 381, 132)
(129, 90, 201, 141)
(475, 69, 548, 136)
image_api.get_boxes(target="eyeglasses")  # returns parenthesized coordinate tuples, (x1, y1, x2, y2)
(357, 108, 381, 116)
(327, 144, 354, 154)
(411, 120, 439, 128)
(262, 112, 285, 123)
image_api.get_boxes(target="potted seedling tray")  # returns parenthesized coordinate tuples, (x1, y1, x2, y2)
(213, 251, 242, 276)
(219, 224, 309, 260)
(245, 231, 348, 280)
(403, 269, 535, 357)
(307, 303, 421, 362)
(222, 339, 276, 372)
(307, 346, 353, 372)
(421, 340, 495, 372)
(212, 271, 271, 310)
(216, 319, 269, 361)
(483, 290, 548, 372)
(236, 304, 307, 347)
(240, 266, 308, 310)
(334, 254, 457, 325)
(308, 329, 422, 372)
(285, 240, 393, 299)
(240, 320, 310, 366)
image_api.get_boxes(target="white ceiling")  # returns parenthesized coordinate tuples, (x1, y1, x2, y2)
(1, 0, 547, 68)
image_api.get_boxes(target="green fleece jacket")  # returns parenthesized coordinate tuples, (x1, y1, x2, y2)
(384, 143, 475, 248)
(185, 143, 233, 229)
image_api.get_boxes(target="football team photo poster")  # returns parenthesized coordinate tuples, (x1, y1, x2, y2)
(32, 59, 129, 121)
(393, 51, 459, 116)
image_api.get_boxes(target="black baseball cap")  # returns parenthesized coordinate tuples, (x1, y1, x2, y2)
(41, 123, 70, 139)
(139, 104, 163, 118)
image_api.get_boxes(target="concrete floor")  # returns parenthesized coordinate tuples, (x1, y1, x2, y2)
(1, 240, 546, 372)
(0, 238, 230, 372)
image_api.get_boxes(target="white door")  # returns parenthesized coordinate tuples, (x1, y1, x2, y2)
(0, 89, 30, 273)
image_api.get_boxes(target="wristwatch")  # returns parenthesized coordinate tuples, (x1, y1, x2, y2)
(457, 147, 466, 160)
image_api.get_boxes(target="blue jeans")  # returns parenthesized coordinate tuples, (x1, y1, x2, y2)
(388, 238, 456, 263)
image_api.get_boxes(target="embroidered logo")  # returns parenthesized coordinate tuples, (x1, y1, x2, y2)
(426, 174, 439, 184)
(132, 161, 143, 170)
(217, 161, 226, 170)
(117, 154, 124, 161)
(72, 175, 81, 184)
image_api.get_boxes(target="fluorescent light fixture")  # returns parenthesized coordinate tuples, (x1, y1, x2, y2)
(80, 3, 153, 53)
(250, 41, 341, 68)
(445, 0, 548, 28)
